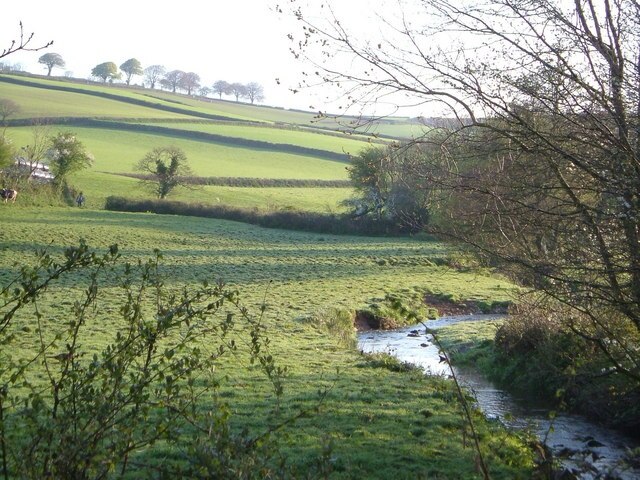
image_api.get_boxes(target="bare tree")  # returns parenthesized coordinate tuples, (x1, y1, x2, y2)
(229, 82, 247, 102)
(143, 64, 166, 89)
(162, 70, 184, 93)
(1, 22, 52, 60)
(212, 80, 230, 99)
(179, 72, 200, 95)
(15, 123, 52, 180)
(285, 0, 640, 380)
(0, 98, 20, 127)
(245, 82, 265, 104)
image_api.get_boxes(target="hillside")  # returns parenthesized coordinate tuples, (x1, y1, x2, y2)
(0, 74, 539, 478)
(0, 74, 369, 210)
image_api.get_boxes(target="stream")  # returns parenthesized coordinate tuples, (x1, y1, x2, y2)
(357, 314, 640, 479)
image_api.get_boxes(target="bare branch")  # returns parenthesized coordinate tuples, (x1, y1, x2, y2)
(1, 22, 52, 60)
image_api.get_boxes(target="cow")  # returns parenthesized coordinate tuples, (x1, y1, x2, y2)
(0, 189, 18, 203)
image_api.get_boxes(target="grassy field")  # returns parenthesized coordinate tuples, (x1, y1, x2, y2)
(0, 75, 536, 476)
(0, 206, 532, 478)
(1, 74, 367, 213)
(8, 126, 349, 179)
(68, 171, 352, 211)
(141, 121, 376, 154)
(0, 79, 193, 120)
(0, 74, 424, 137)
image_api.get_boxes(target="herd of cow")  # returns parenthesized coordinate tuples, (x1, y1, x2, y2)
(0, 188, 18, 203)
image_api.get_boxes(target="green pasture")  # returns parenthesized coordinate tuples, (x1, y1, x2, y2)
(0, 207, 530, 477)
(6, 126, 350, 180)
(0, 79, 192, 120)
(0, 75, 254, 121)
(361, 122, 431, 139)
(70, 171, 353, 211)
(146, 90, 357, 126)
(0, 208, 513, 317)
(158, 94, 423, 138)
(0, 74, 423, 138)
(0, 75, 317, 124)
(142, 121, 374, 155)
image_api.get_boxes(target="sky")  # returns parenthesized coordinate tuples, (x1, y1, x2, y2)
(0, 0, 337, 112)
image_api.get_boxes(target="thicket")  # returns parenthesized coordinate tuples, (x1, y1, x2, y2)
(487, 298, 640, 436)
(105, 196, 411, 236)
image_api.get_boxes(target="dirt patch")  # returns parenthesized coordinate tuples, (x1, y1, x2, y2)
(354, 295, 509, 332)
(354, 311, 375, 331)
(423, 294, 483, 317)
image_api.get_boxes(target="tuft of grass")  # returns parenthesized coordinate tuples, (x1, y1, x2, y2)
(360, 351, 424, 373)
(300, 307, 357, 348)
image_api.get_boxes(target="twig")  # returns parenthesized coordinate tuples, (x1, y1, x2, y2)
(422, 320, 491, 480)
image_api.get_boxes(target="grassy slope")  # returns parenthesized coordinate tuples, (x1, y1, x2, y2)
(7, 127, 349, 179)
(141, 121, 375, 154)
(2, 76, 360, 211)
(1, 74, 422, 137)
(0, 206, 531, 478)
(0, 76, 535, 476)
(0, 80, 192, 120)
(69, 172, 352, 211)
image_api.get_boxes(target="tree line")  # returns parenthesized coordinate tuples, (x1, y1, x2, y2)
(36, 53, 265, 103)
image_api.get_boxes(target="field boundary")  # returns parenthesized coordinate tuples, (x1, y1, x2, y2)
(105, 196, 408, 236)
(111, 172, 352, 188)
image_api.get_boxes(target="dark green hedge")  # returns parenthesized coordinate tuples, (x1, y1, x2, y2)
(104, 196, 411, 236)
(114, 173, 351, 188)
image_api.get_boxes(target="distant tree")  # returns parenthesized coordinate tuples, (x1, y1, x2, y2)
(229, 82, 247, 102)
(179, 72, 200, 95)
(162, 70, 184, 93)
(64, 70, 74, 78)
(212, 80, 230, 99)
(244, 82, 265, 104)
(143, 64, 165, 89)
(38, 52, 65, 76)
(135, 146, 193, 199)
(15, 123, 52, 179)
(120, 58, 143, 85)
(1, 22, 52, 60)
(198, 86, 211, 97)
(46, 132, 94, 186)
(0, 135, 15, 170)
(91, 62, 120, 83)
(0, 98, 20, 128)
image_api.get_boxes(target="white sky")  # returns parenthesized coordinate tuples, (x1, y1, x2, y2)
(2, 0, 452, 118)
(0, 0, 337, 111)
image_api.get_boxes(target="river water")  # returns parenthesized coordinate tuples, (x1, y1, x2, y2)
(357, 314, 640, 479)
